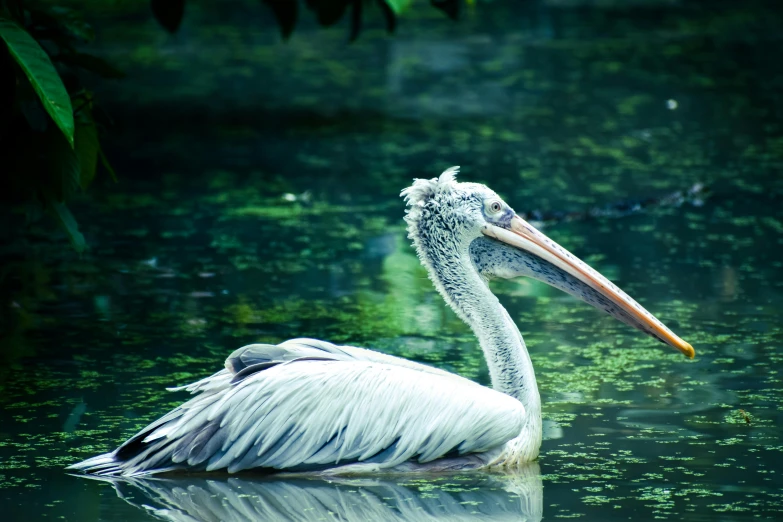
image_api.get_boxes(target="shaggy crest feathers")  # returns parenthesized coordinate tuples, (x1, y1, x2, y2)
(401, 166, 460, 209)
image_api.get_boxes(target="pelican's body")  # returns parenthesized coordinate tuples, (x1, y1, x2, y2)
(69, 168, 693, 477)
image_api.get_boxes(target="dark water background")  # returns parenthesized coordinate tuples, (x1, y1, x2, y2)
(1, 0, 782, 520)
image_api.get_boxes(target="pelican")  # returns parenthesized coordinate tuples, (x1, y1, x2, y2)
(68, 167, 694, 477)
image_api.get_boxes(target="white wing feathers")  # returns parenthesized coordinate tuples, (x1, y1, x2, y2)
(208, 360, 523, 472)
(69, 338, 525, 476)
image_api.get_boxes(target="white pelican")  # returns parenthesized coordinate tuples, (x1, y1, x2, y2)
(68, 167, 694, 477)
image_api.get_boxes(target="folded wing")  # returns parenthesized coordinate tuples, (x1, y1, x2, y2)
(68, 338, 525, 476)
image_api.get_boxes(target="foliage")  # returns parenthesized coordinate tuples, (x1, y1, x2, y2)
(0, 0, 120, 253)
(0, 16, 73, 145)
(147, 0, 461, 41)
(0, 0, 463, 252)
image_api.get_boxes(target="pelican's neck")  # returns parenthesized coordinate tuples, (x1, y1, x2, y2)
(412, 232, 542, 457)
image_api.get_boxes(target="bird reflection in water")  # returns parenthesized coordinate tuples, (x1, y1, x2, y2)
(97, 464, 542, 522)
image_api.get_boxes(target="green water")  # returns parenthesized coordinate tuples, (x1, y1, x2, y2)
(1, 1, 783, 520)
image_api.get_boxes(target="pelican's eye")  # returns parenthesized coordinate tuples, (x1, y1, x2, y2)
(485, 199, 504, 216)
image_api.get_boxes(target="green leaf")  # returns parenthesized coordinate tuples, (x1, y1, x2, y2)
(99, 148, 118, 183)
(431, 0, 459, 20)
(38, 125, 86, 252)
(44, 124, 81, 202)
(349, 0, 361, 42)
(385, 0, 412, 15)
(377, 0, 395, 33)
(0, 35, 14, 132)
(0, 17, 75, 147)
(14, 65, 50, 132)
(57, 52, 125, 79)
(263, 0, 298, 40)
(74, 105, 98, 190)
(45, 198, 86, 253)
(306, 0, 349, 27)
(151, 0, 185, 33)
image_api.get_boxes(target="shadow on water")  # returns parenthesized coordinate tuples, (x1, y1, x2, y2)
(85, 465, 543, 522)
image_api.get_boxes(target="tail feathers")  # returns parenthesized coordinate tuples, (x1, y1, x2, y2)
(67, 452, 124, 476)
(67, 442, 182, 477)
(68, 370, 233, 477)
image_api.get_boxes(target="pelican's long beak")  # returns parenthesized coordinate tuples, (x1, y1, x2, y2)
(482, 215, 695, 358)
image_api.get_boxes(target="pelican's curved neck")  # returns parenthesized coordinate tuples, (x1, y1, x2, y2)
(411, 230, 542, 459)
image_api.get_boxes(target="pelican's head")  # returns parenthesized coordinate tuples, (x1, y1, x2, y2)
(402, 166, 694, 358)
(402, 166, 512, 244)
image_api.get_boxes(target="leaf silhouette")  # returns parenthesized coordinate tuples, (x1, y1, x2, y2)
(151, 0, 185, 33)
(263, 0, 298, 40)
